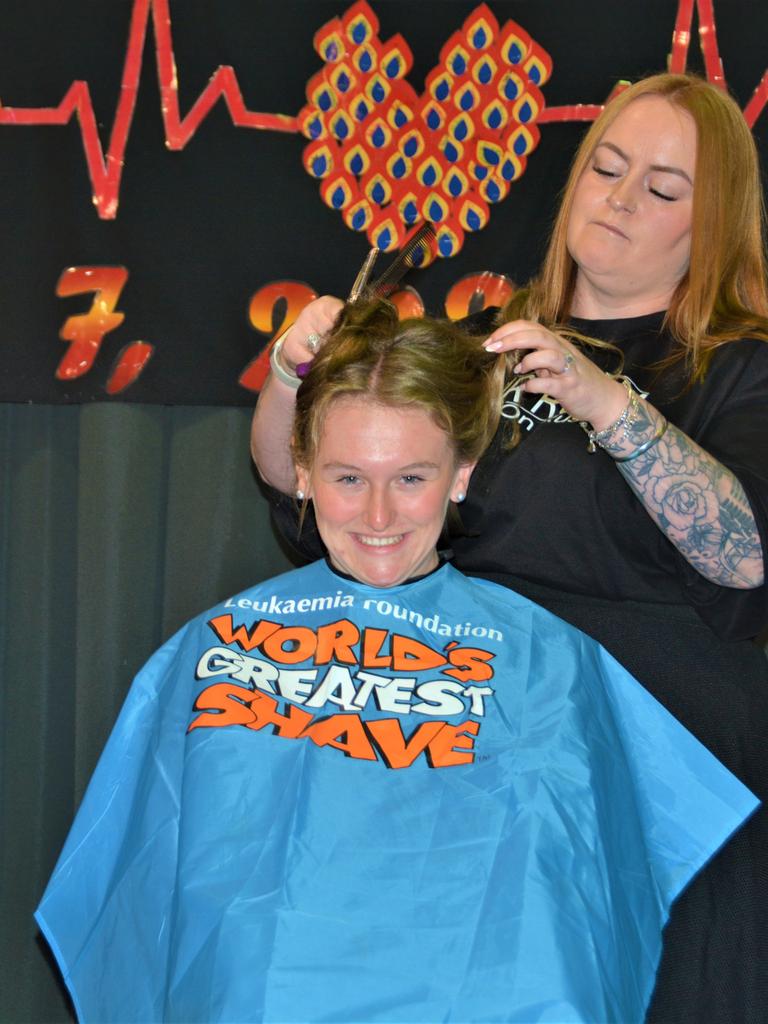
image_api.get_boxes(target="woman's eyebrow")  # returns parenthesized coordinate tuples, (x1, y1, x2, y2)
(321, 461, 441, 471)
(321, 462, 363, 473)
(595, 141, 693, 185)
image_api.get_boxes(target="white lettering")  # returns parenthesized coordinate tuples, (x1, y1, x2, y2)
(195, 647, 279, 693)
(277, 669, 318, 704)
(462, 685, 495, 716)
(351, 670, 391, 710)
(374, 676, 416, 713)
(412, 680, 466, 716)
(305, 665, 359, 711)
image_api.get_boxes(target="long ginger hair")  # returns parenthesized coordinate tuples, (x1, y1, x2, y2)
(501, 73, 768, 380)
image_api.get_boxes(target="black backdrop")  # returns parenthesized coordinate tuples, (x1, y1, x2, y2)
(1, 0, 767, 404)
(2, 3, 768, 1022)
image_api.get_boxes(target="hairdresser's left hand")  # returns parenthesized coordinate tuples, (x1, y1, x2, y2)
(484, 319, 626, 431)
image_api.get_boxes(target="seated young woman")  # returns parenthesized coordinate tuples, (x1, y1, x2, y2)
(36, 300, 756, 1024)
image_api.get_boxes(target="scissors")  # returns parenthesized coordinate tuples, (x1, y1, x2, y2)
(296, 222, 437, 378)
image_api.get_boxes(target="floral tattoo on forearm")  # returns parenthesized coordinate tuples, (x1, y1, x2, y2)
(601, 399, 764, 589)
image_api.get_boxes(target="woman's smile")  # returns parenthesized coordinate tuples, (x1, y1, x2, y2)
(295, 397, 474, 588)
(353, 532, 406, 548)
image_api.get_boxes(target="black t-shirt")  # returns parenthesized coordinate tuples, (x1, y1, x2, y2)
(266, 309, 768, 641)
(455, 309, 768, 640)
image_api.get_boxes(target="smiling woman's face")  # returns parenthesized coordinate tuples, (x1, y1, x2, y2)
(295, 397, 474, 589)
(566, 95, 697, 317)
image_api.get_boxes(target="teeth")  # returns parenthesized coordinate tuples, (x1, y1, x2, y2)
(357, 534, 403, 547)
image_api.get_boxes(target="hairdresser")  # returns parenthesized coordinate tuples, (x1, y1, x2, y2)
(251, 73, 768, 1023)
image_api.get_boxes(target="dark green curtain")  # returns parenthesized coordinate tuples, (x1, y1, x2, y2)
(0, 402, 295, 1024)
(2, 402, 766, 1024)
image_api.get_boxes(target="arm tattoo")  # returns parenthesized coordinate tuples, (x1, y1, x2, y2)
(600, 399, 765, 589)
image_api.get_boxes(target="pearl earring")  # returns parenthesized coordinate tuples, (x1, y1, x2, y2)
(455, 491, 466, 503)
(296, 489, 305, 501)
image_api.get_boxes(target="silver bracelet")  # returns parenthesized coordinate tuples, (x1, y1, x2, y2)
(269, 332, 301, 390)
(612, 417, 669, 462)
(581, 378, 635, 453)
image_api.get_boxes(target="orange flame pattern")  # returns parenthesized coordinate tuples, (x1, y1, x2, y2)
(300, 1, 551, 257)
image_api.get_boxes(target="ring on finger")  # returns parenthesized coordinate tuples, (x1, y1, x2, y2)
(306, 332, 321, 353)
(560, 353, 575, 374)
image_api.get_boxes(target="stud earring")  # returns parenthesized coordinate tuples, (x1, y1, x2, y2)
(455, 491, 466, 503)
(296, 489, 305, 501)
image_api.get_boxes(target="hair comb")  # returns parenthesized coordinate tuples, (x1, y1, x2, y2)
(297, 223, 437, 379)
(346, 222, 436, 303)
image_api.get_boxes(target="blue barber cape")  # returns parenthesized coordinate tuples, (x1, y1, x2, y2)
(36, 561, 758, 1022)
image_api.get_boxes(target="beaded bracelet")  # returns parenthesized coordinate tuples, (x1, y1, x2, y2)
(269, 331, 301, 390)
(613, 417, 669, 462)
(581, 378, 636, 453)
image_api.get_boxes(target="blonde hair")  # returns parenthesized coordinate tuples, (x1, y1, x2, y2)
(292, 299, 505, 472)
(502, 73, 768, 379)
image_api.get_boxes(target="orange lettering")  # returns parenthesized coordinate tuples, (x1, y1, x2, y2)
(188, 682, 256, 732)
(444, 646, 495, 682)
(443, 272, 515, 322)
(387, 286, 424, 318)
(246, 692, 314, 738)
(188, 689, 480, 769)
(55, 266, 128, 379)
(208, 616, 282, 652)
(262, 626, 317, 665)
(315, 619, 360, 665)
(391, 633, 446, 672)
(426, 720, 479, 768)
(303, 714, 378, 761)
(366, 718, 445, 769)
(240, 281, 319, 392)
(361, 627, 392, 669)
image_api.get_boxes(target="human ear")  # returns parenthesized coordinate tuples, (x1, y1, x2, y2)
(294, 464, 311, 500)
(451, 462, 476, 503)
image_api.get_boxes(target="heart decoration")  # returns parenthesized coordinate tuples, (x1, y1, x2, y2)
(299, 1, 551, 259)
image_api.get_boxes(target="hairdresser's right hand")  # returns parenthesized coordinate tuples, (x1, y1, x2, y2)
(280, 296, 344, 372)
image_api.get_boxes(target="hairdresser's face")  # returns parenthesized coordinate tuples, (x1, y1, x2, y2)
(567, 95, 696, 316)
(296, 398, 473, 588)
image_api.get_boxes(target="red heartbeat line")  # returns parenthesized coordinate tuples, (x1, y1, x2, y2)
(0, 0, 296, 218)
(0, 0, 765, 219)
